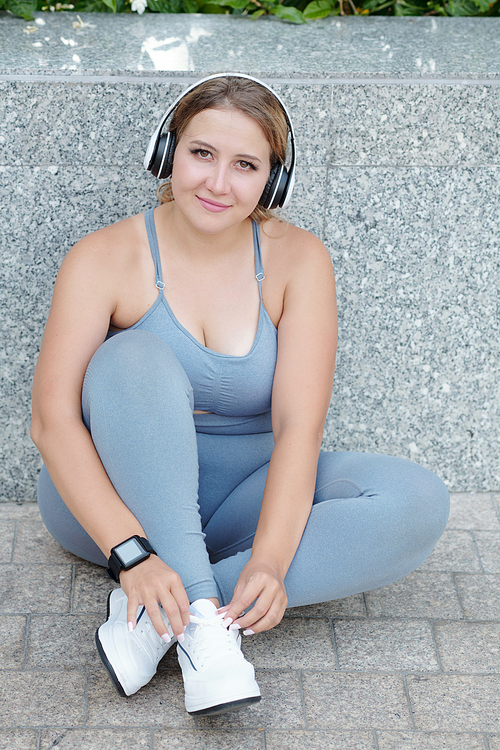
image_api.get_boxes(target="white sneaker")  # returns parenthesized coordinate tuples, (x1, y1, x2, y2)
(177, 599, 261, 716)
(95, 587, 176, 697)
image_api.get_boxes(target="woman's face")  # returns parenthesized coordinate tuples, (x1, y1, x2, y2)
(170, 107, 272, 234)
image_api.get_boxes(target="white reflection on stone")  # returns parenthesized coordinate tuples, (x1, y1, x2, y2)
(187, 25, 211, 44)
(140, 36, 189, 70)
(140, 26, 210, 71)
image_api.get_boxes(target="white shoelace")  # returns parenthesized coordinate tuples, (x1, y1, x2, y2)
(187, 612, 241, 660)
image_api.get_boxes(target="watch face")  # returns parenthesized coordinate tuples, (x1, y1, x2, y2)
(115, 538, 147, 567)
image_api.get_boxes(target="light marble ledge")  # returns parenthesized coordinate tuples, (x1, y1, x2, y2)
(0, 14, 500, 80)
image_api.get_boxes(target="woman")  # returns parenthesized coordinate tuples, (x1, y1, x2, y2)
(31, 74, 449, 717)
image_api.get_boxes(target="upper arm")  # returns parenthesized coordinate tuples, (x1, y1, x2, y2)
(31, 231, 119, 431)
(271, 229, 338, 442)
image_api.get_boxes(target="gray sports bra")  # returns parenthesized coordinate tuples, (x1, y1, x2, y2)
(108, 208, 278, 417)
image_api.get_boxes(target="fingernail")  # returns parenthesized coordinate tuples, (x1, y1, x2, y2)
(229, 623, 241, 630)
(243, 628, 255, 636)
(222, 617, 233, 628)
(161, 633, 171, 644)
(127, 622, 134, 632)
(177, 632, 185, 643)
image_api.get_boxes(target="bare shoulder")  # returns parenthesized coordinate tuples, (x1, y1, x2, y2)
(62, 213, 145, 274)
(262, 218, 334, 281)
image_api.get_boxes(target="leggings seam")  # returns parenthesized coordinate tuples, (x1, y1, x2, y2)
(315, 478, 363, 496)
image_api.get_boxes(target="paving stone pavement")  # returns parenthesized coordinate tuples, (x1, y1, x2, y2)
(1, 492, 500, 750)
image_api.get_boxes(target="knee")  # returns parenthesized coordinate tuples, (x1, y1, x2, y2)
(83, 331, 193, 408)
(318, 451, 450, 561)
(379, 457, 450, 564)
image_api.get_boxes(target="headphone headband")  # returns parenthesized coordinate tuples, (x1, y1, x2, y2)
(144, 73, 296, 210)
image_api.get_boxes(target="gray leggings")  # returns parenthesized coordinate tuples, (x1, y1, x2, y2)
(38, 330, 450, 607)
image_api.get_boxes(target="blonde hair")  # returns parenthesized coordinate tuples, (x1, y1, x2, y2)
(156, 76, 289, 224)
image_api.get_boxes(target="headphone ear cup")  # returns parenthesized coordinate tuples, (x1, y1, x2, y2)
(259, 162, 289, 210)
(151, 132, 177, 179)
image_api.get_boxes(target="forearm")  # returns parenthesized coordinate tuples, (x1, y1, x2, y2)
(250, 425, 323, 577)
(33, 416, 145, 557)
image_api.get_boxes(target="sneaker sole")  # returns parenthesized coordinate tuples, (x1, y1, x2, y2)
(188, 694, 261, 717)
(95, 590, 129, 698)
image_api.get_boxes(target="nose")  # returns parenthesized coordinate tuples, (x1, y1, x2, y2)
(206, 162, 230, 195)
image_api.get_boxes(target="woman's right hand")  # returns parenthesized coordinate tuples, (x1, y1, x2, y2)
(119, 555, 191, 641)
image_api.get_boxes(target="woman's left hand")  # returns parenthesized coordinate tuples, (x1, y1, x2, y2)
(218, 558, 288, 634)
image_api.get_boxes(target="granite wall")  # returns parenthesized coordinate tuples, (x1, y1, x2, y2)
(1, 14, 499, 498)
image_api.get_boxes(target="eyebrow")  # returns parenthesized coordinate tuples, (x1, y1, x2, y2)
(189, 139, 262, 164)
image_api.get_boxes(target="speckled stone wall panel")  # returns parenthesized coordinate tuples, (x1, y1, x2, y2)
(0, 166, 157, 500)
(330, 85, 500, 167)
(322, 166, 500, 491)
(0, 81, 183, 167)
(0, 81, 331, 168)
(1, 16, 499, 499)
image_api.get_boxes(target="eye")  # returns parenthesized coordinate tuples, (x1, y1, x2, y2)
(237, 160, 257, 171)
(190, 148, 212, 159)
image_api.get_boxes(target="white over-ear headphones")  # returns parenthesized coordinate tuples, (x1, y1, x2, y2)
(144, 73, 296, 210)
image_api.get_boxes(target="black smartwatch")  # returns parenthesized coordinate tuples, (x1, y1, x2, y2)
(106, 535, 157, 583)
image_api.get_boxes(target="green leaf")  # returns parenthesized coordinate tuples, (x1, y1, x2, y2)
(394, 0, 429, 14)
(182, 0, 197, 9)
(100, 0, 116, 12)
(206, 0, 249, 6)
(362, 0, 394, 10)
(271, 2, 305, 20)
(72, 0, 108, 10)
(303, 0, 335, 17)
(201, 0, 248, 6)
(425, 0, 448, 13)
(148, 0, 182, 10)
(5, 0, 37, 18)
(472, 0, 491, 10)
(444, 0, 481, 12)
(197, 2, 227, 9)
(250, 6, 265, 15)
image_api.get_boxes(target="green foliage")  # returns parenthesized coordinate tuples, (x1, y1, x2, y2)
(5, 0, 497, 24)
(147, 0, 182, 11)
(303, 0, 340, 18)
(3, 0, 37, 19)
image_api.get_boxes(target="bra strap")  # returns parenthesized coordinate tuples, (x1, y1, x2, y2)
(144, 208, 165, 291)
(252, 220, 265, 292)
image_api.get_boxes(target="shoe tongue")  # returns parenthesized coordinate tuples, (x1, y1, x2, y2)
(190, 599, 218, 619)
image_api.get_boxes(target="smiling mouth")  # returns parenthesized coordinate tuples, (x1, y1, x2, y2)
(196, 196, 231, 212)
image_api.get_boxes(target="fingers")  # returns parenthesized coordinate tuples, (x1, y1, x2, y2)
(157, 584, 190, 641)
(120, 557, 190, 641)
(222, 572, 287, 635)
(148, 592, 186, 642)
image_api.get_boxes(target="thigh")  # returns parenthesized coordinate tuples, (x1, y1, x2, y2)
(204, 447, 371, 563)
(205, 447, 398, 562)
(211, 450, 450, 607)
